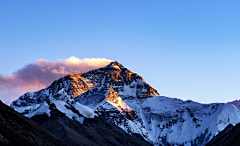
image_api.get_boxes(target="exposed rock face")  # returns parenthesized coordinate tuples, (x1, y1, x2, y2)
(10, 61, 240, 146)
(70, 73, 94, 98)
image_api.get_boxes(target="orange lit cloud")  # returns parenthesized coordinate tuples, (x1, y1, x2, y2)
(0, 57, 112, 105)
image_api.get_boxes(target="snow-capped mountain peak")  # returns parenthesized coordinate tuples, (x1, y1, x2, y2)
(10, 61, 240, 146)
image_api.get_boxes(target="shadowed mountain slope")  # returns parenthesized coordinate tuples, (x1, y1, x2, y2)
(31, 104, 152, 146)
(0, 100, 68, 146)
(206, 123, 240, 146)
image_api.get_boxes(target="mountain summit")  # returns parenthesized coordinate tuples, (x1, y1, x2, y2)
(11, 61, 240, 146)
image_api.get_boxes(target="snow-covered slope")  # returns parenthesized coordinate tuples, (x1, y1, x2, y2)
(228, 100, 240, 110)
(11, 61, 240, 146)
(137, 96, 240, 145)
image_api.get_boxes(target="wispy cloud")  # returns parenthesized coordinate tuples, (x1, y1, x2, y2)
(0, 57, 112, 105)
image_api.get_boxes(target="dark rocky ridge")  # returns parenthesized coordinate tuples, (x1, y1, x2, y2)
(206, 123, 240, 146)
(0, 100, 68, 146)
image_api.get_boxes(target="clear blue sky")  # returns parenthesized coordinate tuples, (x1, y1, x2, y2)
(0, 0, 239, 103)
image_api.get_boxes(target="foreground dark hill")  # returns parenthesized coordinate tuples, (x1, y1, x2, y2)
(0, 100, 68, 146)
(206, 123, 240, 146)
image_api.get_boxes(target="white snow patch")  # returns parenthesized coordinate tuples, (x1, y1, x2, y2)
(74, 102, 96, 118)
(111, 65, 120, 70)
(14, 104, 41, 113)
(53, 100, 79, 120)
(25, 102, 50, 118)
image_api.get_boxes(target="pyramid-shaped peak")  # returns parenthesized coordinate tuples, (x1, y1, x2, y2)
(108, 61, 123, 66)
(105, 61, 126, 70)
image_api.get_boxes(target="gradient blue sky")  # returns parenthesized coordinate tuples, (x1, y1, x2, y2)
(0, 1, 239, 103)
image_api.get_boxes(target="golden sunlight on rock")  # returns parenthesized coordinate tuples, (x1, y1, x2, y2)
(70, 73, 95, 98)
(110, 70, 123, 82)
(106, 87, 133, 114)
(126, 71, 132, 81)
